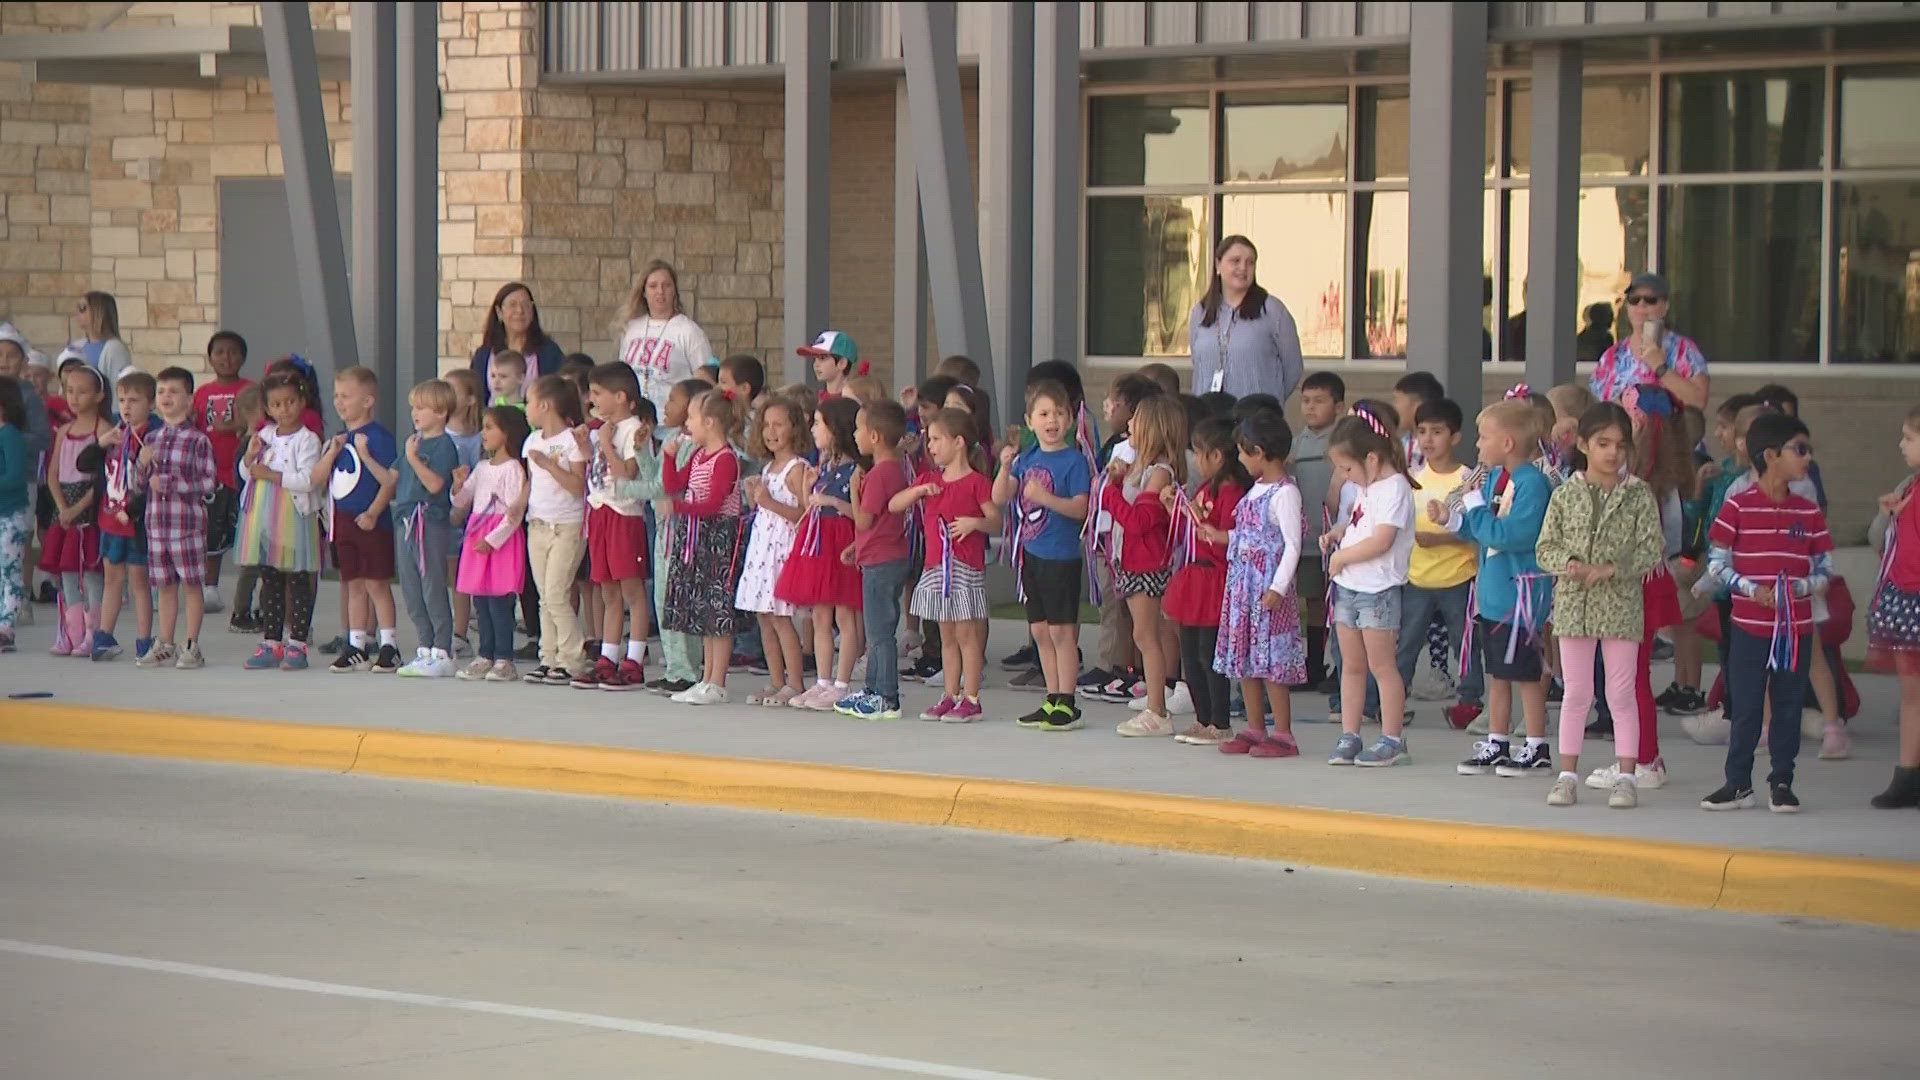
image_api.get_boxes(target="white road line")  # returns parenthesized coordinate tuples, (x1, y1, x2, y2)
(0, 938, 1053, 1080)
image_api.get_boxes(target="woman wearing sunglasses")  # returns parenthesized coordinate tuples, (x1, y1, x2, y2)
(1588, 272, 1709, 412)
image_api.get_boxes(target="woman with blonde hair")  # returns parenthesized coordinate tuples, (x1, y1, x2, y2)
(617, 260, 714, 426)
(73, 291, 133, 385)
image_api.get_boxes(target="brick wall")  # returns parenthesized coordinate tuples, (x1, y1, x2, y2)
(0, 3, 96, 354)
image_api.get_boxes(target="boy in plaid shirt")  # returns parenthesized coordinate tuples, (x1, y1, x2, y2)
(135, 367, 218, 670)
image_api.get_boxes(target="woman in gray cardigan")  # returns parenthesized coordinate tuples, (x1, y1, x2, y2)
(1188, 235, 1305, 404)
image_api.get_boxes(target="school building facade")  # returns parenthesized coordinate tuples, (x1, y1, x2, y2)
(2, 2, 1919, 535)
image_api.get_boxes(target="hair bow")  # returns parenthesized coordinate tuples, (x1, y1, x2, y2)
(1622, 383, 1673, 421)
(856, 360, 871, 377)
(1504, 383, 1532, 401)
(719, 388, 736, 402)
(285, 354, 314, 378)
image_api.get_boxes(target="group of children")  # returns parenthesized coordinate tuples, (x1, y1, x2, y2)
(3, 327, 1915, 815)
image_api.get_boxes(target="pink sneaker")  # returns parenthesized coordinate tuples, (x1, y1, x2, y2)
(942, 697, 983, 723)
(919, 695, 957, 721)
(1819, 724, 1852, 760)
(1249, 732, 1300, 758)
(1219, 729, 1269, 755)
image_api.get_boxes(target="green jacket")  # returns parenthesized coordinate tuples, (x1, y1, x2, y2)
(1535, 472, 1665, 640)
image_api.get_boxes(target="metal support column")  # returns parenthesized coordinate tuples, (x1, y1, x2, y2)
(783, 1, 830, 386)
(980, 2, 1033, 411)
(1406, 2, 1487, 430)
(1031, 2, 1081, 367)
(901, 2, 995, 418)
(394, 0, 438, 392)
(1526, 42, 1582, 391)
(892, 78, 929, 389)
(350, 1, 396, 428)
(261, 1, 357, 412)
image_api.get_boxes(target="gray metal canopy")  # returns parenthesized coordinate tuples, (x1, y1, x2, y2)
(0, 24, 350, 88)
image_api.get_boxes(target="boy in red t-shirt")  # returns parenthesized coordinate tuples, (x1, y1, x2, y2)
(837, 400, 913, 719)
(192, 330, 253, 620)
(1701, 411, 1832, 814)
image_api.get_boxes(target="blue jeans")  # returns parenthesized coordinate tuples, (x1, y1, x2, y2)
(475, 594, 516, 661)
(861, 559, 913, 702)
(1724, 627, 1809, 789)
(1396, 582, 1482, 706)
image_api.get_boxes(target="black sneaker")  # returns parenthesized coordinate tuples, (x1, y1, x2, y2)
(1010, 667, 1048, 690)
(1497, 741, 1554, 777)
(748, 659, 771, 677)
(1017, 702, 1054, 728)
(1076, 666, 1112, 692)
(1768, 783, 1802, 814)
(1655, 682, 1685, 710)
(1039, 702, 1084, 732)
(1585, 714, 1613, 739)
(515, 639, 541, 661)
(644, 677, 674, 693)
(654, 678, 695, 696)
(318, 634, 348, 656)
(1700, 784, 1756, 811)
(1095, 669, 1140, 703)
(1001, 643, 1039, 671)
(371, 643, 402, 674)
(1457, 738, 1512, 775)
(328, 645, 370, 673)
(1651, 636, 1675, 662)
(228, 612, 260, 635)
(1667, 688, 1711, 716)
(523, 664, 553, 684)
(1547, 678, 1564, 704)
(912, 657, 943, 683)
(543, 667, 572, 686)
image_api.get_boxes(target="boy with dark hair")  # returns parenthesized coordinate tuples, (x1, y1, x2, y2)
(1700, 411, 1830, 813)
(1293, 371, 1346, 688)
(838, 399, 914, 719)
(1138, 362, 1181, 398)
(196, 329, 252, 619)
(1751, 382, 1827, 511)
(1391, 372, 1445, 471)
(934, 354, 980, 388)
(1402, 399, 1483, 727)
(134, 367, 217, 670)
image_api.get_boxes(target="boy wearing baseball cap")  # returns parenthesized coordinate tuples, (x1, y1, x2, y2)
(798, 331, 858, 401)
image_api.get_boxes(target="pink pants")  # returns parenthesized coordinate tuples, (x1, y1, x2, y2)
(1558, 637, 1641, 763)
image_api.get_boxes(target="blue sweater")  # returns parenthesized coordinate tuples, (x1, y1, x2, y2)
(1452, 462, 1554, 628)
(0, 424, 28, 515)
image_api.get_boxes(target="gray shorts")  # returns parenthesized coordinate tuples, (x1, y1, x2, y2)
(1333, 583, 1401, 632)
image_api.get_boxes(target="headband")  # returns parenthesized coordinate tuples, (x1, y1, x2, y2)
(62, 361, 107, 394)
(1352, 404, 1390, 441)
(1504, 382, 1532, 401)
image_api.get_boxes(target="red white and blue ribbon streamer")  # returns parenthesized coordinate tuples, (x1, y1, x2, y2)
(1168, 484, 1200, 573)
(938, 519, 956, 599)
(1767, 570, 1801, 672)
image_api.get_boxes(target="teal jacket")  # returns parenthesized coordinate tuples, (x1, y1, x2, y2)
(0, 424, 28, 515)
(1452, 462, 1554, 628)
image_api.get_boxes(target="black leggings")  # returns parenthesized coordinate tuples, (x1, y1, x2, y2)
(1178, 624, 1232, 730)
(258, 568, 316, 644)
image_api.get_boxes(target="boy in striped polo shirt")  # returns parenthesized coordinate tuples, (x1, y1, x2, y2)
(1701, 411, 1831, 814)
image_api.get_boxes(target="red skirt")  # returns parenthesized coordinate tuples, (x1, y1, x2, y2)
(1642, 566, 1682, 633)
(774, 513, 863, 609)
(1163, 560, 1225, 627)
(38, 520, 100, 574)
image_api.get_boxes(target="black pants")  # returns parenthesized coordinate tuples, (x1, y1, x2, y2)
(1725, 627, 1809, 789)
(1178, 625, 1231, 730)
(258, 568, 315, 644)
(518, 527, 540, 639)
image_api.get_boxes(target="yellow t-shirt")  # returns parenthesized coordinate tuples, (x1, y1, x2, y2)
(1409, 463, 1477, 589)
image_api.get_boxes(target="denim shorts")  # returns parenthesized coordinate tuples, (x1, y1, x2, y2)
(100, 531, 146, 567)
(1332, 583, 1401, 631)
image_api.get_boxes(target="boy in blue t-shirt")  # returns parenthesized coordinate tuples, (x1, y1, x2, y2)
(391, 378, 462, 678)
(994, 379, 1092, 730)
(318, 366, 402, 673)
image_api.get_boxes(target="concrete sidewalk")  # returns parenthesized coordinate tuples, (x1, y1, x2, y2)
(4, 611, 1917, 928)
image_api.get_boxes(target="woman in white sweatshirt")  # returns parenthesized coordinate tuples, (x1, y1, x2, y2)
(616, 260, 714, 427)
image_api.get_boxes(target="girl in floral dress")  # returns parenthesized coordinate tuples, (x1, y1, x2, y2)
(1215, 408, 1306, 757)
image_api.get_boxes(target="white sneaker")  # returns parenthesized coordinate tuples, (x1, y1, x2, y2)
(1116, 711, 1174, 737)
(1547, 774, 1578, 806)
(1608, 774, 1639, 809)
(670, 681, 709, 704)
(1410, 665, 1454, 701)
(1681, 714, 1731, 746)
(1584, 763, 1625, 791)
(1129, 682, 1195, 715)
(686, 682, 729, 706)
(1635, 758, 1668, 789)
(425, 650, 455, 678)
(396, 647, 434, 677)
(202, 585, 225, 614)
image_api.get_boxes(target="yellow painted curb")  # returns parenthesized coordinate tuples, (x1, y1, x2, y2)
(4, 701, 1917, 931)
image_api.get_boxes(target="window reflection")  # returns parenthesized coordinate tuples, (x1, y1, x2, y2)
(1222, 90, 1347, 183)
(1664, 70, 1825, 173)
(1840, 67, 1920, 168)
(1359, 86, 1407, 182)
(1086, 196, 1210, 357)
(1836, 181, 1920, 364)
(1220, 193, 1346, 357)
(1088, 94, 1210, 187)
(1665, 183, 1822, 362)
(1355, 191, 1408, 358)
(1576, 186, 1648, 356)
(1508, 77, 1652, 179)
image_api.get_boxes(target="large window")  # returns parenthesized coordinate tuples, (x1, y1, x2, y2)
(1086, 57, 1920, 365)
